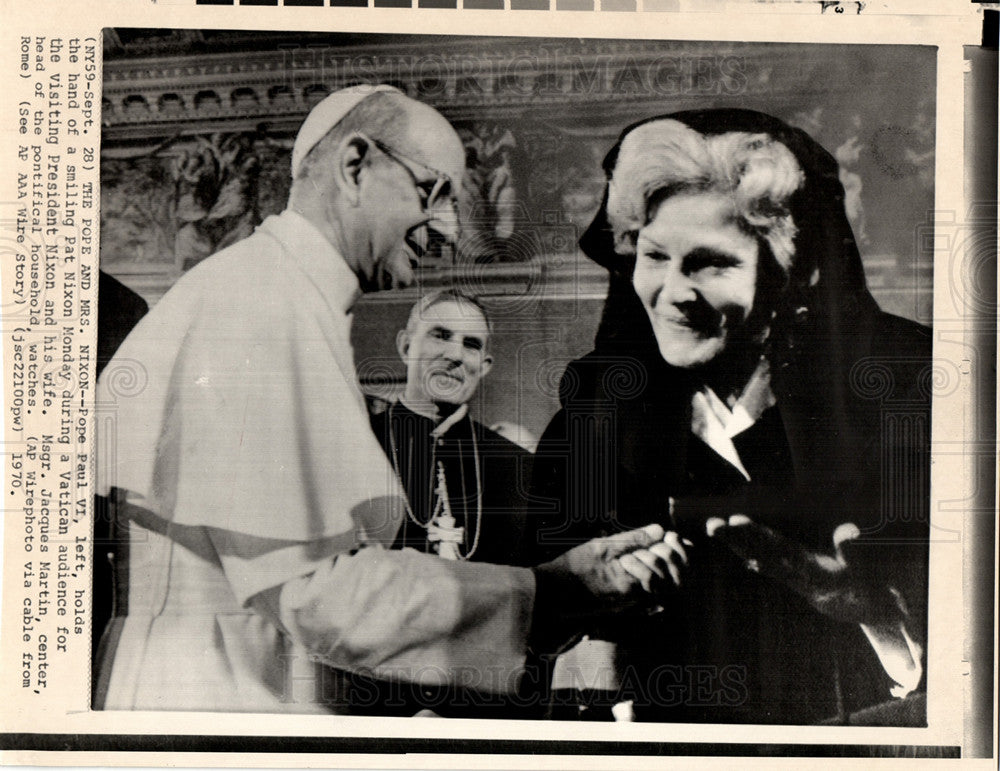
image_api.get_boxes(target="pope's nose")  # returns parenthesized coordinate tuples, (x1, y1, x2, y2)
(425, 199, 460, 245)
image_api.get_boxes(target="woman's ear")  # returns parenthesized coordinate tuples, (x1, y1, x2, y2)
(614, 230, 638, 258)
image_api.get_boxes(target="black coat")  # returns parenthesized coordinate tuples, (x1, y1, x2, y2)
(340, 403, 538, 719)
(370, 402, 535, 567)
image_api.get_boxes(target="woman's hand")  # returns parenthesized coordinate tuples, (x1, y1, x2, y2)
(536, 524, 672, 604)
(706, 515, 910, 627)
(530, 524, 682, 653)
(617, 530, 692, 595)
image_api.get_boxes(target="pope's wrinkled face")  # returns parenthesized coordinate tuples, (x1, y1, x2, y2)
(399, 299, 493, 407)
(362, 111, 464, 291)
(632, 191, 762, 371)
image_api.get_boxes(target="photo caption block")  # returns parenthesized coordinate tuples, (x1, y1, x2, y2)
(3, 33, 100, 716)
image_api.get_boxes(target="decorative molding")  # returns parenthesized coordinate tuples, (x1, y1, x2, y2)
(101, 37, 852, 139)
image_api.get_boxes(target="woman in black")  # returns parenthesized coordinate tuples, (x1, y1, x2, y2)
(530, 110, 930, 725)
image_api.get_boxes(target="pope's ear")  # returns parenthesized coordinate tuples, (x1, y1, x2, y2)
(481, 355, 494, 378)
(334, 134, 372, 205)
(395, 329, 411, 361)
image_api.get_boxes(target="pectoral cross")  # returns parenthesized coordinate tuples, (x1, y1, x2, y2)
(427, 461, 465, 560)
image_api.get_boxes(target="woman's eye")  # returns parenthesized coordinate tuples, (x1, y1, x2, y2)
(642, 249, 670, 263)
(686, 249, 741, 272)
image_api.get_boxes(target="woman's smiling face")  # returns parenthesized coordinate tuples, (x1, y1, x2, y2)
(632, 191, 762, 371)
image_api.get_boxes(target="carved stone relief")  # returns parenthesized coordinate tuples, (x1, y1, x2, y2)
(100, 133, 289, 274)
(100, 120, 614, 275)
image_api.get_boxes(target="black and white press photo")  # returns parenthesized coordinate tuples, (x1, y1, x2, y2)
(91, 30, 936, 728)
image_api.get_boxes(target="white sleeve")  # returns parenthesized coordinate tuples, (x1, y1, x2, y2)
(274, 546, 536, 694)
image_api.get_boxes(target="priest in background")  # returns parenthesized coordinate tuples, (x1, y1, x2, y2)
(370, 290, 534, 570)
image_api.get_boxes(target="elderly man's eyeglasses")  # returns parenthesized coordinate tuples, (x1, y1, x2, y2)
(365, 135, 456, 215)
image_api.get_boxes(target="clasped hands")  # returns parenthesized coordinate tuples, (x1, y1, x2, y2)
(535, 515, 909, 630)
(535, 524, 691, 613)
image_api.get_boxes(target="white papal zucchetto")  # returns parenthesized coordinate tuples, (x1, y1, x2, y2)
(290, 83, 403, 179)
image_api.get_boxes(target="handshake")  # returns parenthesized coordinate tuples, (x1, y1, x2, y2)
(529, 524, 689, 654)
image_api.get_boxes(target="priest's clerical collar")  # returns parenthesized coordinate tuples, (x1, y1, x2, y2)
(399, 396, 468, 437)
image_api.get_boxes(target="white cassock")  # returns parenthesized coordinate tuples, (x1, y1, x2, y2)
(96, 210, 534, 713)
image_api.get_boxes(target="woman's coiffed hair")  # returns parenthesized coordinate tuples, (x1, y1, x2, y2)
(605, 119, 806, 272)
